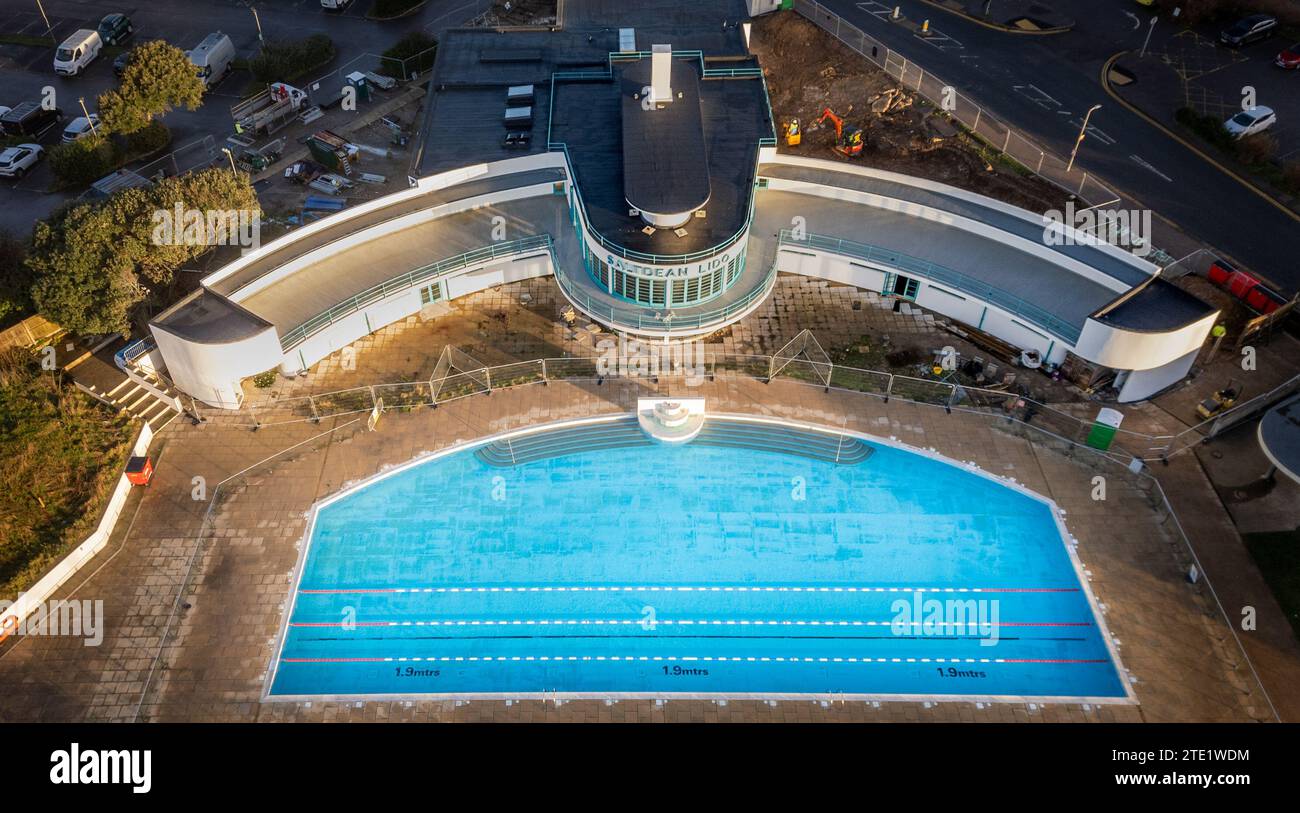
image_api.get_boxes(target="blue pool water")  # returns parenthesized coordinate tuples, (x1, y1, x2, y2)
(268, 421, 1127, 700)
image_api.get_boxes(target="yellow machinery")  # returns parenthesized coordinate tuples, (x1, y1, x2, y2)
(783, 118, 801, 146)
(817, 107, 863, 157)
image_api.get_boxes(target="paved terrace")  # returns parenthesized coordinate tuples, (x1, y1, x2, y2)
(0, 373, 1277, 722)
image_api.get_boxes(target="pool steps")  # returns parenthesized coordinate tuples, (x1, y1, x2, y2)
(475, 418, 873, 466)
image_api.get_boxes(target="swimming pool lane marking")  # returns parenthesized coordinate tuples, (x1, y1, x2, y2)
(298, 585, 1082, 595)
(288, 618, 1093, 628)
(280, 655, 1110, 665)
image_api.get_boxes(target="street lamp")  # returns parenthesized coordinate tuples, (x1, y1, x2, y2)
(1067, 104, 1101, 174)
(78, 97, 98, 138)
(220, 147, 237, 173)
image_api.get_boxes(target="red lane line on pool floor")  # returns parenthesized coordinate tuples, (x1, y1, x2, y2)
(286, 620, 1094, 628)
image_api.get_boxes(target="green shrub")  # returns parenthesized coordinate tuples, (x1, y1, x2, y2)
(248, 34, 336, 84)
(48, 138, 124, 189)
(125, 120, 172, 157)
(378, 32, 437, 79)
(1175, 107, 1235, 153)
(252, 369, 278, 388)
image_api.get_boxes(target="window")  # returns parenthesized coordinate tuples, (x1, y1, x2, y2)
(420, 283, 443, 305)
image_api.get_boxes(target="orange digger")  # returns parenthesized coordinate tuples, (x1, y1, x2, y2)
(817, 107, 864, 157)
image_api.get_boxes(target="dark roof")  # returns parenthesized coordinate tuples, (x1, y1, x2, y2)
(1260, 394, 1300, 483)
(412, 0, 772, 256)
(151, 288, 273, 344)
(1094, 278, 1218, 331)
(621, 58, 710, 215)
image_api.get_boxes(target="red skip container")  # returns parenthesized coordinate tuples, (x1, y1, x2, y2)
(125, 456, 154, 487)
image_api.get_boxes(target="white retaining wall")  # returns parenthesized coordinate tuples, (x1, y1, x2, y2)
(0, 422, 153, 638)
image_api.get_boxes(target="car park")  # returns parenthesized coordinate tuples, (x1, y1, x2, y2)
(0, 144, 44, 179)
(1220, 14, 1277, 48)
(1224, 105, 1277, 138)
(62, 115, 101, 142)
(96, 13, 134, 46)
(0, 102, 64, 140)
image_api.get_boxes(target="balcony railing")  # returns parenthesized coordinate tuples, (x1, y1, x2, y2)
(277, 235, 553, 351)
(778, 230, 1083, 344)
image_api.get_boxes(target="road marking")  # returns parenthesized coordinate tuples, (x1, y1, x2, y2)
(1069, 118, 1117, 146)
(1123, 11, 1140, 31)
(1129, 154, 1173, 182)
(1012, 84, 1060, 110)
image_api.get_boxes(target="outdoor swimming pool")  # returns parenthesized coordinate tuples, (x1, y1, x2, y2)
(266, 416, 1129, 702)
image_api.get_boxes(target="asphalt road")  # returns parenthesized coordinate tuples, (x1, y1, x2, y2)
(0, 0, 489, 236)
(820, 0, 1300, 292)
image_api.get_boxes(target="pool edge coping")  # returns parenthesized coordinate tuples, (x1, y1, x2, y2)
(260, 411, 1138, 707)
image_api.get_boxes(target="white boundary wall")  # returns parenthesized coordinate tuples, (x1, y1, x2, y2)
(0, 422, 153, 638)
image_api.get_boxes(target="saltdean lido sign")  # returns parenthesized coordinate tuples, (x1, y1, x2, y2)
(605, 239, 745, 280)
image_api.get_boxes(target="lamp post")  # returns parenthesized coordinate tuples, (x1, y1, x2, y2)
(78, 97, 98, 138)
(1067, 104, 1101, 173)
(220, 147, 237, 173)
(1140, 14, 1158, 58)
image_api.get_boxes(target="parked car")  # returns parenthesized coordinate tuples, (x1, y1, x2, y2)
(0, 144, 44, 179)
(1224, 105, 1277, 138)
(1220, 14, 1277, 48)
(113, 49, 134, 76)
(96, 13, 133, 46)
(0, 102, 64, 140)
(62, 114, 101, 142)
(1277, 42, 1300, 69)
(53, 29, 103, 76)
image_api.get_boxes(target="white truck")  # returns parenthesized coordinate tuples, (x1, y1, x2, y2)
(53, 29, 103, 76)
(320, 0, 353, 9)
(188, 32, 236, 89)
(232, 82, 309, 137)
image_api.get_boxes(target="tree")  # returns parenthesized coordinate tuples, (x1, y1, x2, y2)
(28, 205, 140, 335)
(0, 231, 33, 324)
(26, 167, 260, 333)
(98, 40, 204, 135)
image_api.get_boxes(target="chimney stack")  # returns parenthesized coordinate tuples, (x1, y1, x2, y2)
(650, 44, 672, 104)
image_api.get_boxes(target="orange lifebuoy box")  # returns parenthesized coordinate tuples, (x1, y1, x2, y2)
(125, 455, 154, 486)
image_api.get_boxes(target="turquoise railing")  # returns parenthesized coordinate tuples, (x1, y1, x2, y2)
(277, 235, 553, 351)
(779, 230, 1083, 343)
(550, 251, 779, 334)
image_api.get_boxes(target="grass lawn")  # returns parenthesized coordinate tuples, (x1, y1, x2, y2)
(0, 348, 135, 596)
(1243, 529, 1300, 641)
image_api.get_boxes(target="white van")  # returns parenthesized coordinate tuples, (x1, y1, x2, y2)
(54, 29, 103, 77)
(187, 32, 236, 89)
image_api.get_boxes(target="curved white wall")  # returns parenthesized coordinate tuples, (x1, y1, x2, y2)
(153, 321, 283, 409)
(1074, 311, 1217, 372)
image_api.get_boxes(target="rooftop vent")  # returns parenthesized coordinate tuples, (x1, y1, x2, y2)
(619, 28, 636, 52)
(650, 44, 672, 105)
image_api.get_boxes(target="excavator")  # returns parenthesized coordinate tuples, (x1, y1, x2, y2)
(817, 107, 863, 157)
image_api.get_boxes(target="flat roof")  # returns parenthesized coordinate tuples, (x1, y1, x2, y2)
(1259, 394, 1300, 485)
(1095, 278, 1217, 331)
(152, 288, 272, 345)
(620, 58, 710, 215)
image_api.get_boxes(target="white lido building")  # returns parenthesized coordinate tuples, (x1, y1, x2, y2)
(150, 1, 1217, 409)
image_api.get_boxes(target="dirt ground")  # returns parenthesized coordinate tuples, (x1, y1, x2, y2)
(481, 0, 557, 26)
(253, 97, 424, 224)
(750, 12, 1069, 213)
